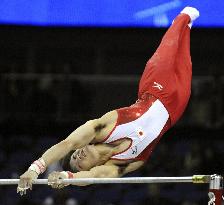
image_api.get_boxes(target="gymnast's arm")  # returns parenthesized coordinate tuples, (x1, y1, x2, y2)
(48, 160, 144, 187)
(40, 110, 117, 167)
(17, 110, 117, 194)
(74, 160, 144, 179)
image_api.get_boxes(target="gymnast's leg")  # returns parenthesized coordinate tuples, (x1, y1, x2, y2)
(138, 7, 199, 98)
(171, 18, 194, 124)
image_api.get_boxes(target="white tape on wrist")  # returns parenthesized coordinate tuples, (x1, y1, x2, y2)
(60, 171, 69, 179)
(60, 171, 74, 179)
(29, 158, 46, 175)
(29, 164, 41, 175)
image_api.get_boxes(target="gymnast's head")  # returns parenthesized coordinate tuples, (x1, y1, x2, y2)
(60, 144, 113, 172)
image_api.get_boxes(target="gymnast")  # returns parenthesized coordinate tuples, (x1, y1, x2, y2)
(17, 7, 199, 194)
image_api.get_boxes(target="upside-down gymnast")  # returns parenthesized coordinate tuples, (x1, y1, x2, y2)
(17, 7, 199, 194)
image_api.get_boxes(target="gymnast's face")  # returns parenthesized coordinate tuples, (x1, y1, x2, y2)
(69, 145, 101, 171)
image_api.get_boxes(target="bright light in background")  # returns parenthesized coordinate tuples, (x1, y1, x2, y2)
(0, 0, 223, 27)
(134, 0, 181, 27)
(134, 0, 182, 27)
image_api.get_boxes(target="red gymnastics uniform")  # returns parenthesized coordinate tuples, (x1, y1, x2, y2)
(139, 14, 192, 126)
(102, 14, 192, 161)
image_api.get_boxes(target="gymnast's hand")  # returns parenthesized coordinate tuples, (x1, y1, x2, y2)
(48, 171, 70, 189)
(17, 169, 38, 196)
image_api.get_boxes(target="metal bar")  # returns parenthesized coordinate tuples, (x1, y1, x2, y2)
(0, 176, 210, 185)
(208, 175, 224, 205)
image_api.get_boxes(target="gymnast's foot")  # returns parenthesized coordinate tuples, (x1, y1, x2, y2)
(180, 7, 200, 28)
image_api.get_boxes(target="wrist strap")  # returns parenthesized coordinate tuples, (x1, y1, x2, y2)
(67, 171, 74, 179)
(61, 171, 74, 179)
(29, 158, 46, 175)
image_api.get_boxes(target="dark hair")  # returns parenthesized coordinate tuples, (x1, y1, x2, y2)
(60, 150, 77, 172)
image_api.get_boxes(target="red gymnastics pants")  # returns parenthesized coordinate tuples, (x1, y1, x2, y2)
(138, 14, 192, 126)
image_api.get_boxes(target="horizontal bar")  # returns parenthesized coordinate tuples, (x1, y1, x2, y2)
(0, 175, 210, 185)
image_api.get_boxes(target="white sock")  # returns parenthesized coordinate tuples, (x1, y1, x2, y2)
(180, 7, 200, 28)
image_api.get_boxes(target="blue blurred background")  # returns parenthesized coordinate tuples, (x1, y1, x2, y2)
(0, 0, 224, 27)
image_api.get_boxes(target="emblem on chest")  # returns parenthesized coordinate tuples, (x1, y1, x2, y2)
(136, 127, 145, 138)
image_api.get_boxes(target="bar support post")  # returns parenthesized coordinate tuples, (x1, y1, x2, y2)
(208, 175, 223, 205)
